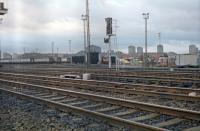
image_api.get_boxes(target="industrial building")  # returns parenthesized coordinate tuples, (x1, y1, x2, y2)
(2, 52, 12, 60)
(175, 54, 200, 66)
(89, 45, 101, 53)
(72, 45, 101, 64)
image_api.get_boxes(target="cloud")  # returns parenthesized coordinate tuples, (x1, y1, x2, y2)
(0, 0, 200, 54)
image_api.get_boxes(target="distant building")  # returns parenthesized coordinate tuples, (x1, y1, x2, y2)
(73, 45, 101, 64)
(20, 53, 54, 60)
(175, 54, 200, 66)
(198, 54, 200, 65)
(115, 51, 129, 59)
(157, 44, 163, 53)
(87, 45, 101, 53)
(74, 50, 85, 56)
(158, 56, 168, 67)
(168, 52, 177, 66)
(189, 45, 198, 54)
(12, 53, 21, 59)
(147, 52, 167, 64)
(128, 46, 136, 57)
(137, 47, 143, 55)
(3, 52, 12, 60)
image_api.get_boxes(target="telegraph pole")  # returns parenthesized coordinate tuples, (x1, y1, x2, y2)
(142, 13, 149, 67)
(51, 42, 54, 57)
(69, 40, 71, 54)
(86, 0, 91, 67)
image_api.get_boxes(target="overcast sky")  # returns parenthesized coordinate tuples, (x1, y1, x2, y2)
(0, 0, 200, 54)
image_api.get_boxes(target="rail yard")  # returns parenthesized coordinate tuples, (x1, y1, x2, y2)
(0, 65, 200, 131)
(1, 0, 200, 130)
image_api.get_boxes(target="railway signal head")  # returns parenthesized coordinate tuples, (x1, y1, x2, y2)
(105, 17, 113, 36)
(104, 38, 109, 44)
(0, 2, 8, 15)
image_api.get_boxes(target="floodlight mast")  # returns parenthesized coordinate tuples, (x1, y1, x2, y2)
(81, 15, 87, 67)
(142, 13, 149, 67)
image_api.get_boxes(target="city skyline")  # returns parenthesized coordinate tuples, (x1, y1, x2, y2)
(0, 0, 199, 54)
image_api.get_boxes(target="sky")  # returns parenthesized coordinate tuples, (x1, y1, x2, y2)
(0, 0, 200, 54)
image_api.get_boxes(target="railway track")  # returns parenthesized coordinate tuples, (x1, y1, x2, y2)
(1, 72, 199, 94)
(0, 68, 200, 88)
(0, 79, 200, 131)
(1, 67, 200, 79)
(91, 74, 200, 88)
(0, 72, 200, 111)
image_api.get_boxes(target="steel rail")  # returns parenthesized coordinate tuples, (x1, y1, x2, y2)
(0, 72, 199, 95)
(0, 75, 199, 102)
(1, 68, 200, 79)
(0, 88, 167, 131)
(92, 75, 200, 85)
(1, 71, 199, 89)
(93, 74, 200, 81)
(0, 79, 200, 121)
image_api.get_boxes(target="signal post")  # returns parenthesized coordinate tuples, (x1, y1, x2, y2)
(105, 17, 113, 69)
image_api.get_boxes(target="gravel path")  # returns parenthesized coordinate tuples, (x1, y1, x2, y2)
(0, 92, 130, 131)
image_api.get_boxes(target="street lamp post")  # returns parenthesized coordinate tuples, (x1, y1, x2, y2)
(86, 0, 91, 67)
(142, 13, 149, 67)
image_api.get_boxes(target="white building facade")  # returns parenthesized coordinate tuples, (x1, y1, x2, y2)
(175, 54, 200, 66)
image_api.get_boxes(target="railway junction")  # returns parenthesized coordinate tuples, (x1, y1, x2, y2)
(0, 65, 200, 131)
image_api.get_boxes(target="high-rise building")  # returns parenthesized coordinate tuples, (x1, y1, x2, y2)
(157, 44, 163, 53)
(189, 45, 198, 54)
(128, 46, 136, 57)
(137, 47, 143, 55)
